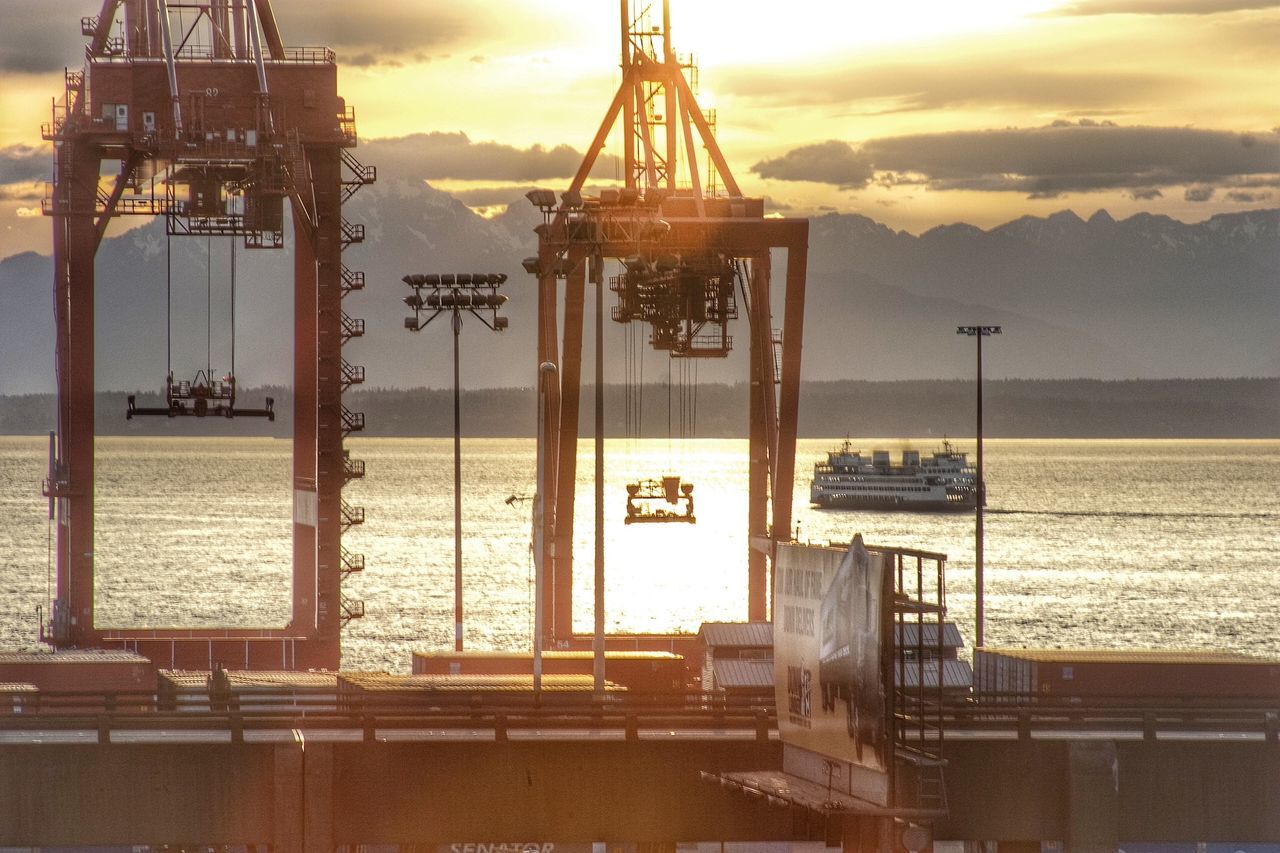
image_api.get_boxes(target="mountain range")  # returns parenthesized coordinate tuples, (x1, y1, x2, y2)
(1, 155, 1277, 395)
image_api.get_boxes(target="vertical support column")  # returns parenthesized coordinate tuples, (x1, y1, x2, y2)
(303, 742, 335, 853)
(273, 741, 304, 853)
(1066, 740, 1119, 853)
(451, 310, 464, 651)
(312, 147, 344, 669)
(50, 150, 71, 644)
(662, 1, 676, 192)
(746, 251, 771, 621)
(975, 332, 986, 649)
(772, 227, 808, 554)
(146, 0, 163, 57)
(230, 0, 246, 59)
(123, 0, 141, 55)
(591, 250, 605, 691)
(57, 143, 103, 648)
(839, 814, 891, 852)
(620, 0, 635, 188)
(536, 267, 559, 648)
(211, 0, 231, 60)
(553, 256, 587, 642)
(291, 185, 319, 653)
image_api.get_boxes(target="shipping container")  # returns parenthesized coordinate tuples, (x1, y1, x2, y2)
(0, 650, 156, 696)
(411, 650, 684, 692)
(974, 648, 1280, 703)
(339, 672, 623, 713)
(0, 683, 37, 714)
(157, 669, 339, 713)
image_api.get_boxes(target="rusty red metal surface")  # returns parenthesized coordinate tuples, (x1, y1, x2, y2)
(42, 1, 370, 670)
(0, 651, 157, 693)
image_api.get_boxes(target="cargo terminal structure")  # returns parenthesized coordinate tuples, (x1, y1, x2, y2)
(526, 0, 809, 652)
(6, 0, 1280, 850)
(39, 0, 373, 669)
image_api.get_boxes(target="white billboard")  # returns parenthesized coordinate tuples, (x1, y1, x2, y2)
(774, 536, 888, 778)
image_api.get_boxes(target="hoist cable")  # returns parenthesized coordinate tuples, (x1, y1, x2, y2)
(637, 325, 644, 438)
(206, 235, 212, 377)
(230, 236, 236, 378)
(692, 359, 698, 437)
(165, 227, 172, 378)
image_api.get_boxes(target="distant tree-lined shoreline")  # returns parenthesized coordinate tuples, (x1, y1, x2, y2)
(2, 378, 1275, 439)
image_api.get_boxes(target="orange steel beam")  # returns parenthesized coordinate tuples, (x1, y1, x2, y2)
(676, 84, 706, 217)
(771, 229, 809, 564)
(251, 0, 285, 59)
(662, 5, 676, 190)
(634, 80, 660, 189)
(567, 67, 637, 196)
(93, 153, 142, 248)
(535, 245, 560, 643)
(671, 68, 742, 198)
(90, 0, 123, 55)
(747, 251, 774, 620)
(552, 256, 588, 641)
(621, 0, 635, 188)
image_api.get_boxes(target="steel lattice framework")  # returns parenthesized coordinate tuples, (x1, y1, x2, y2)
(40, 0, 372, 670)
(530, 0, 809, 646)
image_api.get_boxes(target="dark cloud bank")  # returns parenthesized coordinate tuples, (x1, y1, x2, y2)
(1049, 0, 1279, 16)
(362, 132, 620, 184)
(0, 145, 47, 185)
(0, 0, 471, 73)
(751, 121, 1280, 199)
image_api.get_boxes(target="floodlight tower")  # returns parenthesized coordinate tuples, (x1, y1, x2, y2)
(403, 273, 510, 651)
(40, 0, 373, 669)
(957, 324, 1001, 648)
(526, 0, 809, 648)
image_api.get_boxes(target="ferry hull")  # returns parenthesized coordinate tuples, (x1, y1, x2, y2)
(811, 494, 975, 512)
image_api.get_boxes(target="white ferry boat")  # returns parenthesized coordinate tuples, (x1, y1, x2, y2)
(810, 440, 977, 511)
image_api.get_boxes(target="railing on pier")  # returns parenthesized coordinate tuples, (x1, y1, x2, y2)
(2, 688, 1276, 745)
(0, 688, 780, 744)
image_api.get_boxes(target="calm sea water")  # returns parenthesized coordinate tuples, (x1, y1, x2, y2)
(0, 436, 1277, 673)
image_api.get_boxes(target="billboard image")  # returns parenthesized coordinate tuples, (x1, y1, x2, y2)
(774, 535, 888, 774)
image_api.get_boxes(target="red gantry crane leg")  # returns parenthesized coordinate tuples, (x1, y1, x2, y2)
(40, 0, 372, 670)
(528, 0, 808, 650)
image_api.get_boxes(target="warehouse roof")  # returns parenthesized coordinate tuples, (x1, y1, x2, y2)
(698, 621, 773, 649)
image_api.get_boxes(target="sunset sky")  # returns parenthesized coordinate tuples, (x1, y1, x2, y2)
(1, 0, 1277, 258)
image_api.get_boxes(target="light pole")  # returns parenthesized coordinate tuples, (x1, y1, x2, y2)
(590, 250, 605, 696)
(535, 361, 558, 696)
(404, 273, 509, 651)
(957, 324, 1001, 649)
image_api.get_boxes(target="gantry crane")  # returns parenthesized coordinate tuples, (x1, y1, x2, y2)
(40, 0, 373, 669)
(529, 0, 809, 647)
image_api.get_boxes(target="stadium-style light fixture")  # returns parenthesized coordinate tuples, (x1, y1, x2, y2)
(403, 271, 511, 652)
